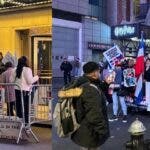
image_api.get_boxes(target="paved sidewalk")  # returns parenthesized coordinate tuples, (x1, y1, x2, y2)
(0, 127, 51, 150)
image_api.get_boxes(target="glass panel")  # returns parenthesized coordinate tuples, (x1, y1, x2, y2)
(33, 37, 52, 84)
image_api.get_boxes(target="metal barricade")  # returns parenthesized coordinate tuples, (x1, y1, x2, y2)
(0, 83, 25, 144)
(28, 84, 52, 141)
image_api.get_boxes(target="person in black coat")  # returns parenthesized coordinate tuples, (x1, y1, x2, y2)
(60, 58, 73, 85)
(144, 58, 150, 82)
(70, 62, 112, 150)
(144, 58, 150, 108)
(0, 52, 5, 74)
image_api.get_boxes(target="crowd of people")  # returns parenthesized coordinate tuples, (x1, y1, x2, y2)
(57, 56, 150, 150)
(0, 53, 39, 125)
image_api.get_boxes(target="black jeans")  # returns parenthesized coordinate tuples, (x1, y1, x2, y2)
(15, 90, 29, 124)
(64, 72, 71, 85)
(7, 102, 15, 116)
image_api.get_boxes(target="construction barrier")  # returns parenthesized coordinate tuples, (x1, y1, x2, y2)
(0, 83, 52, 144)
(0, 83, 26, 144)
(27, 84, 52, 142)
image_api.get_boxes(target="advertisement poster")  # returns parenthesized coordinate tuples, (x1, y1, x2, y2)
(103, 45, 123, 69)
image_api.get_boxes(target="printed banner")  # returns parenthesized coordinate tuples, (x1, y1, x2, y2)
(2, 52, 18, 67)
(103, 46, 123, 69)
(0, 120, 22, 140)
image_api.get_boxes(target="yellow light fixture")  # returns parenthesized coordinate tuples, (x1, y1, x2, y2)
(0, 0, 5, 5)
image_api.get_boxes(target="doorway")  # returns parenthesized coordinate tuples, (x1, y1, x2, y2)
(92, 50, 104, 63)
(33, 37, 52, 84)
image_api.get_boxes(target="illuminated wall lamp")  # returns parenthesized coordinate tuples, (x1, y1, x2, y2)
(0, 0, 5, 5)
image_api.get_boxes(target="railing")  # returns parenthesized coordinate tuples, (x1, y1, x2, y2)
(34, 69, 52, 84)
(0, 83, 52, 144)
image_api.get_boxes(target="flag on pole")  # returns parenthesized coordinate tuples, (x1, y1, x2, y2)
(134, 32, 145, 104)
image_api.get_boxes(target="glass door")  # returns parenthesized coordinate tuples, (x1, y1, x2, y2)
(33, 37, 52, 84)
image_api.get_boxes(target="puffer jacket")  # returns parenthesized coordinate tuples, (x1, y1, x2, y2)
(69, 75, 110, 148)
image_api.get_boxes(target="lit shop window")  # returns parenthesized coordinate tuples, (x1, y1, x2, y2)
(133, 0, 140, 17)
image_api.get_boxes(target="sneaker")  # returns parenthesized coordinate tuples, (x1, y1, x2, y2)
(122, 115, 127, 123)
(109, 115, 118, 122)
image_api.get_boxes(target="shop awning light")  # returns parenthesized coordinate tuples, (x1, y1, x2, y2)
(0, 0, 51, 10)
(0, 0, 5, 5)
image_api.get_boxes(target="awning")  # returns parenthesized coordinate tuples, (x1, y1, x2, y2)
(0, 0, 51, 12)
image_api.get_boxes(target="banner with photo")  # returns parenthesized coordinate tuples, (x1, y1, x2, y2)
(103, 45, 124, 69)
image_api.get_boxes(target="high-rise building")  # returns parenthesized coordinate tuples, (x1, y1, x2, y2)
(107, 0, 150, 57)
(52, 0, 112, 77)
(107, 0, 150, 26)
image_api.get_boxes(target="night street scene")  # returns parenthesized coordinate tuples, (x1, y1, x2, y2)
(0, 0, 52, 150)
(52, 0, 150, 150)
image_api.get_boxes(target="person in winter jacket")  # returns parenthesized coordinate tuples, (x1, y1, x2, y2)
(144, 58, 150, 109)
(109, 63, 128, 123)
(1, 62, 16, 116)
(0, 52, 5, 74)
(74, 57, 80, 77)
(13, 56, 39, 124)
(60, 58, 73, 85)
(70, 61, 112, 150)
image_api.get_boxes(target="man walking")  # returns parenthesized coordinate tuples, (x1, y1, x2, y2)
(60, 58, 73, 85)
(71, 62, 111, 150)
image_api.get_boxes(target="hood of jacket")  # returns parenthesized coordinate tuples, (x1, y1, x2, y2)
(58, 75, 101, 98)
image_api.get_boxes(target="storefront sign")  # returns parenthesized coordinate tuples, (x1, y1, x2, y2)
(88, 42, 112, 50)
(103, 45, 123, 68)
(114, 25, 135, 37)
(111, 24, 139, 39)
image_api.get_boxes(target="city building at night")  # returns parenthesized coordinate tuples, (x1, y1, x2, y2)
(0, 0, 52, 77)
(52, 0, 112, 77)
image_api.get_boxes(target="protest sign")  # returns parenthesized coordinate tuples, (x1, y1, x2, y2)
(103, 46, 123, 69)
(2, 52, 18, 67)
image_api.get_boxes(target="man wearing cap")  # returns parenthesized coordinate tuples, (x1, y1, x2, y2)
(70, 61, 112, 150)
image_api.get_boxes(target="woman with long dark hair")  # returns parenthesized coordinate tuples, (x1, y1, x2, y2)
(14, 56, 39, 125)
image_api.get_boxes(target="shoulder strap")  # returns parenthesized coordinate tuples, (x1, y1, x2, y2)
(89, 84, 100, 93)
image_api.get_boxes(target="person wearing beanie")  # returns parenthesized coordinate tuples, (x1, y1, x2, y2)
(100, 65, 115, 103)
(70, 61, 113, 150)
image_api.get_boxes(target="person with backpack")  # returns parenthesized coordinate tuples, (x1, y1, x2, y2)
(55, 61, 112, 150)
